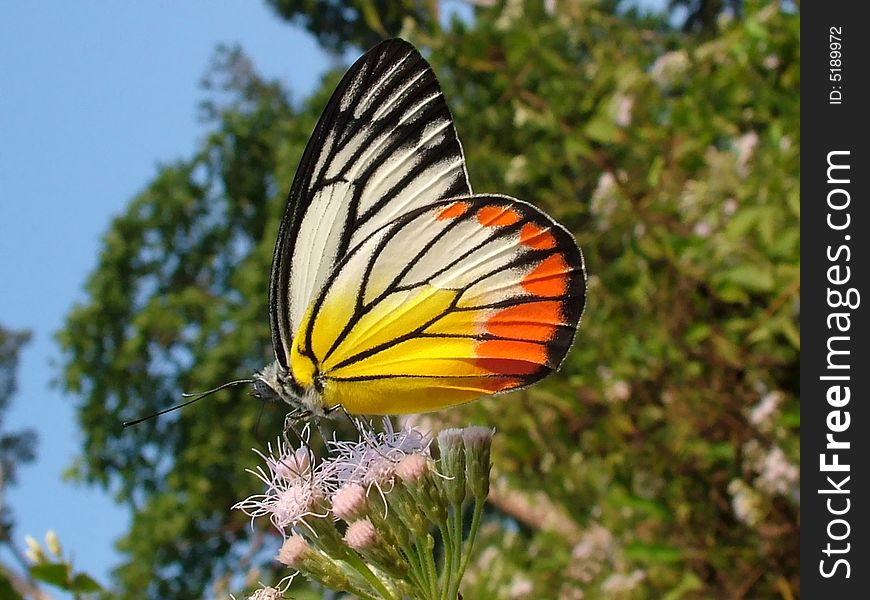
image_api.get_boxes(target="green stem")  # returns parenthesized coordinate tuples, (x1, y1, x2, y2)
(423, 533, 440, 600)
(342, 551, 398, 600)
(446, 503, 464, 600)
(311, 567, 380, 600)
(401, 542, 430, 599)
(455, 498, 484, 585)
(438, 522, 453, 600)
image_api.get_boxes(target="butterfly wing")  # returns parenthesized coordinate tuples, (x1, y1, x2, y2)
(270, 39, 471, 371)
(289, 196, 586, 415)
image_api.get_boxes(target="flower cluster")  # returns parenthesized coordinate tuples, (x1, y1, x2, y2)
(235, 421, 495, 600)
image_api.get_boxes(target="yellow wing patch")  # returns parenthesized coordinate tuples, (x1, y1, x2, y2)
(290, 196, 585, 414)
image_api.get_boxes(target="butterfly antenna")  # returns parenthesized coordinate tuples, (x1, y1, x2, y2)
(281, 415, 318, 485)
(338, 405, 375, 442)
(122, 378, 253, 428)
(282, 412, 308, 446)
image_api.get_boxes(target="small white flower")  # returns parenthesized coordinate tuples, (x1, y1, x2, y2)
(507, 574, 534, 598)
(649, 50, 690, 89)
(728, 478, 764, 526)
(569, 523, 614, 582)
(754, 445, 799, 497)
(332, 482, 367, 522)
(327, 418, 430, 492)
(613, 94, 634, 127)
(601, 569, 645, 594)
(723, 197, 738, 216)
(276, 534, 310, 567)
(344, 518, 381, 551)
(733, 131, 759, 178)
(605, 380, 631, 403)
(748, 391, 782, 428)
(496, 0, 524, 30)
(24, 535, 44, 563)
(505, 155, 528, 186)
(513, 104, 532, 127)
(234, 437, 329, 537)
(244, 586, 282, 600)
(590, 171, 627, 231)
(693, 220, 713, 237)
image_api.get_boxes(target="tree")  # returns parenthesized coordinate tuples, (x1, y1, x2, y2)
(59, 1, 799, 597)
(264, 0, 437, 52)
(0, 326, 41, 597)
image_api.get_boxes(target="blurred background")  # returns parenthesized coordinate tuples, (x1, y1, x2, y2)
(1, 0, 799, 598)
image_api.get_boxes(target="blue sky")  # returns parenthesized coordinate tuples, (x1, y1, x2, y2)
(1, 2, 335, 591)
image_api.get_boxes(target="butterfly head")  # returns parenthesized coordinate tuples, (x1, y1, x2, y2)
(252, 361, 326, 418)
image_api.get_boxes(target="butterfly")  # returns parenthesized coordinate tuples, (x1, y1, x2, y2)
(251, 39, 586, 419)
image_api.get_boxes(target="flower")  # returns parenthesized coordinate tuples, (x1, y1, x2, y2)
(728, 478, 764, 527)
(327, 418, 430, 492)
(613, 94, 633, 127)
(331, 482, 367, 523)
(507, 575, 533, 598)
(276, 534, 310, 568)
(462, 427, 495, 500)
(393, 453, 441, 535)
(601, 570, 645, 594)
(243, 586, 283, 600)
(649, 49, 690, 89)
(275, 534, 356, 593)
(748, 391, 782, 429)
(754, 445, 799, 497)
(233, 437, 330, 537)
(344, 517, 407, 578)
(395, 452, 430, 482)
(24, 535, 45, 563)
(238, 421, 495, 600)
(569, 523, 614, 583)
(437, 428, 467, 505)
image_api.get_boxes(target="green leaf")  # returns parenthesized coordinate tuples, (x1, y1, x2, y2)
(725, 264, 775, 293)
(29, 563, 70, 589)
(662, 571, 704, 600)
(684, 323, 712, 345)
(584, 114, 621, 143)
(626, 542, 684, 563)
(72, 573, 104, 593)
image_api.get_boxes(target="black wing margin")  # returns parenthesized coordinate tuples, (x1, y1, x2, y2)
(269, 38, 472, 369)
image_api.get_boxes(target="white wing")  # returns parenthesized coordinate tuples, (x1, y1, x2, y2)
(269, 39, 471, 369)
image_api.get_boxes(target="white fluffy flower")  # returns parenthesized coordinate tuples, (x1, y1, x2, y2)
(327, 418, 430, 491)
(233, 437, 329, 536)
(754, 445, 799, 497)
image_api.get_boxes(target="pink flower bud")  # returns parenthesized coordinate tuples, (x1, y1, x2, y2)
(332, 483, 367, 522)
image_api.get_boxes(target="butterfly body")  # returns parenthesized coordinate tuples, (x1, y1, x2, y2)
(254, 40, 586, 418)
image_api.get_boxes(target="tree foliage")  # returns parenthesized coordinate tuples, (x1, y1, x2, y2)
(0, 327, 37, 489)
(58, 1, 799, 597)
(0, 325, 41, 598)
(264, 0, 436, 52)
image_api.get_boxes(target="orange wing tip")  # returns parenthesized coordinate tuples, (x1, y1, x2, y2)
(477, 205, 521, 227)
(485, 301, 563, 341)
(519, 222, 556, 249)
(480, 376, 524, 393)
(521, 254, 569, 296)
(436, 201, 470, 220)
(475, 339, 547, 375)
